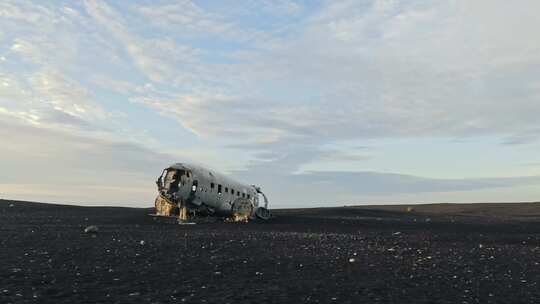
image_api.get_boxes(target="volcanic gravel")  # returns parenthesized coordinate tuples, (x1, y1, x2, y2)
(2, 200, 540, 303)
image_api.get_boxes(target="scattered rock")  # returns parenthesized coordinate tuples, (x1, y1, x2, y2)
(140, 240, 145, 245)
(84, 225, 99, 234)
(9, 203, 14, 207)
(348, 258, 356, 263)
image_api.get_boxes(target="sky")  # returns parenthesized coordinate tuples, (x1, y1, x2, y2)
(1, 0, 540, 208)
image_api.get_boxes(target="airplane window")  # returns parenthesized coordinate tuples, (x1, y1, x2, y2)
(218, 184, 222, 195)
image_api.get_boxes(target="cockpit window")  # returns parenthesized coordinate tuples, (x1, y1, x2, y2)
(163, 169, 180, 193)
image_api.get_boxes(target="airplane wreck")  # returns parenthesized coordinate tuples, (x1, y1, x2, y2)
(154, 163, 271, 222)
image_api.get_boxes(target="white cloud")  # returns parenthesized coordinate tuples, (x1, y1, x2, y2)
(262, 0, 303, 15)
(0, 70, 109, 133)
(31, 70, 107, 120)
(89, 76, 140, 95)
(133, 1, 276, 45)
(135, 1, 233, 35)
(131, 92, 259, 138)
(84, 0, 200, 83)
(0, 1, 55, 24)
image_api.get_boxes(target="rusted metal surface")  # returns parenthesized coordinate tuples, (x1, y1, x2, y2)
(154, 195, 178, 216)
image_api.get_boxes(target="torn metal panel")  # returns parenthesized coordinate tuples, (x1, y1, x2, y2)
(154, 195, 178, 216)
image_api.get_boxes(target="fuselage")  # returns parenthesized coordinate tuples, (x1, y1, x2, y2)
(155, 162, 268, 219)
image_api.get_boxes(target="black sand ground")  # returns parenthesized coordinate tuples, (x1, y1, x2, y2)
(2, 199, 540, 304)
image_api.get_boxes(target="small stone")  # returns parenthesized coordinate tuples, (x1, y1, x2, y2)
(348, 258, 356, 263)
(140, 240, 145, 245)
(9, 203, 14, 207)
(84, 225, 99, 234)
